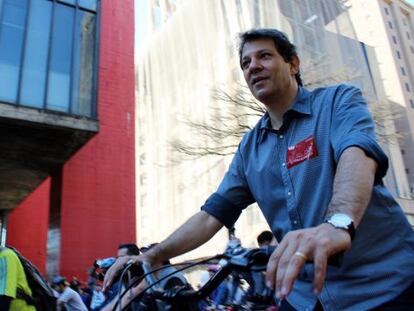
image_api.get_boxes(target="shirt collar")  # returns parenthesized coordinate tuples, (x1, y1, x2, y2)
(257, 86, 312, 143)
(290, 86, 312, 116)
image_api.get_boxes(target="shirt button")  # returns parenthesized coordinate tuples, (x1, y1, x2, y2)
(282, 162, 286, 167)
(293, 220, 298, 225)
(288, 191, 291, 196)
(279, 135, 284, 139)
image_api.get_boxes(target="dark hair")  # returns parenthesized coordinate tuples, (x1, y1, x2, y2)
(238, 28, 303, 86)
(118, 243, 140, 255)
(257, 230, 274, 245)
(52, 275, 67, 286)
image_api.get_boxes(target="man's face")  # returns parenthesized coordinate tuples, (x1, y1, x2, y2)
(240, 38, 299, 104)
(117, 248, 129, 257)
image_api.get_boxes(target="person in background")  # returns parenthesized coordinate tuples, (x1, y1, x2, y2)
(117, 243, 140, 258)
(0, 247, 36, 311)
(90, 283, 106, 311)
(53, 276, 88, 311)
(100, 243, 141, 311)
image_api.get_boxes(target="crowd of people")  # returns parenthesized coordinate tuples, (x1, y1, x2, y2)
(1, 230, 275, 311)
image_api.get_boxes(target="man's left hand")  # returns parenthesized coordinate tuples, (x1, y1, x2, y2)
(265, 224, 351, 300)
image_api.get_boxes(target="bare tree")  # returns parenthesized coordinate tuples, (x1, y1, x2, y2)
(170, 63, 403, 162)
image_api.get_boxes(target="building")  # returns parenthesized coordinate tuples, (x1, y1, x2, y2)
(134, 0, 396, 262)
(1, 0, 136, 279)
(347, 0, 414, 222)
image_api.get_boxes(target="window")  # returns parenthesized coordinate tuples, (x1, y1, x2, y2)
(0, 0, 28, 103)
(401, 149, 405, 155)
(410, 99, 414, 108)
(388, 21, 393, 29)
(405, 168, 410, 174)
(79, 0, 97, 11)
(407, 32, 411, 40)
(70, 9, 96, 115)
(20, 0, 52, 107)
(384, 7, 389, 15)
(47, 4, 75, 112)
(396, 50, 401, 59)
(0, 0, 97, 117)
(392, 35, 397, 44)
(406, 83, 411, 92)
(401, 67, 406, 76)
(59, 0, 76, 5)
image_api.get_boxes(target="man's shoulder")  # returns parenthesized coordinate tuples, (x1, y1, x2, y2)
(60, 287, 76, 299)
(0, 247, 19, 259)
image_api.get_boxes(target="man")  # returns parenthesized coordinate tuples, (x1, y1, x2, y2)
(0, 247, 35, 311)
(53, 276, 88, 311)
(104, 28, 414, 310)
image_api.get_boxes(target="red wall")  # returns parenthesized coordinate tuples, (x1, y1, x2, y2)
(7, 179, 51, 274)
(7, 0, 136, 280)
(59, 0, 136, 279)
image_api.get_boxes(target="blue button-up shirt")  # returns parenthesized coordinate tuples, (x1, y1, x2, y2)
(202, 84, 414, 310)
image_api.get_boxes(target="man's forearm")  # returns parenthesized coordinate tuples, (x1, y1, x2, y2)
(146, 211, 223, 264)
(326, 147, 378, 226)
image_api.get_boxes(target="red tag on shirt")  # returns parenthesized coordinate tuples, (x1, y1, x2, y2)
(286, 135, 318, 169)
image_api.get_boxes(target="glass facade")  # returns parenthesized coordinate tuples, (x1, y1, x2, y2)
(0, 0, 98, 118)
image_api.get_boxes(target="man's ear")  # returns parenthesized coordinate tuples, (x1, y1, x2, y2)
(290, 55, 300, 75)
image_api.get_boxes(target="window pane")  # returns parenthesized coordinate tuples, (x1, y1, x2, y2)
(47, 4, 75, 112)
(58, 0, 76, 5)
(0, 0, 27, 103)
(20, 0, 52, 107)
(79, 0, 97, 11)
(71, 10, 96, 116)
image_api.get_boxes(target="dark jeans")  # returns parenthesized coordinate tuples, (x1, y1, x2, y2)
(279, 281, 414, 311)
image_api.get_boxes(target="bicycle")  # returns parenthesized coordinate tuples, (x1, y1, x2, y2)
(111, 245, 278, 311)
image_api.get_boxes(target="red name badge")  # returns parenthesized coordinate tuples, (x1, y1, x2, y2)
(286, 135, 318, 169)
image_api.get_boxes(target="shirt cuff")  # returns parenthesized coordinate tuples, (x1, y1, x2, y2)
(335, 132, 388, 184)
(201, 193, 242, 229)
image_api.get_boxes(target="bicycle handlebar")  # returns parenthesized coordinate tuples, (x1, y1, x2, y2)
(115, 244, 343, 310)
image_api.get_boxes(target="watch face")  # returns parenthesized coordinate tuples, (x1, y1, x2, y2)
(330, 213, 352, 227)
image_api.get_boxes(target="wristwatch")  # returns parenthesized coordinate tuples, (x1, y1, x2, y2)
(325, 213, 355, 240)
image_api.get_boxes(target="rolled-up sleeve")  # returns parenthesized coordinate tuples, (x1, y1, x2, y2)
(330, 85, 388, 183)
(201, 145, 255, 228)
